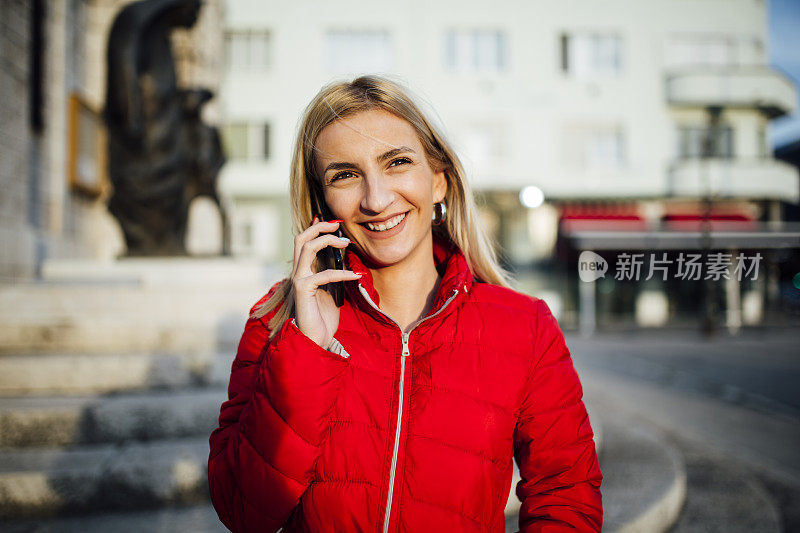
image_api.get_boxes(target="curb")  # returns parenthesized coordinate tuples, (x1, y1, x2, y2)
(599, 418, 686, 533)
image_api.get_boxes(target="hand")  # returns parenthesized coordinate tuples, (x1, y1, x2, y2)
(291, 217, 362, 349)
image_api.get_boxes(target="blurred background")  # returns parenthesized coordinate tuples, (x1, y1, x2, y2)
(1, 0, 799, 531)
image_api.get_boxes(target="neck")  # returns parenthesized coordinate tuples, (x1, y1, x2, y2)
(367, 235, 442, 332)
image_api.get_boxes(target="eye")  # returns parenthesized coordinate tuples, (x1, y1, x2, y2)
(330, 158, 411, 182)
(329, 170, 355, 183)
(390, 157, 412, 168)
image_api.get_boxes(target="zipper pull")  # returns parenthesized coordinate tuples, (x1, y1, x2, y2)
(401, 332, 410, 357)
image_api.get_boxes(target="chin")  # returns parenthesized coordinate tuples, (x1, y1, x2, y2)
(362, 246, 409, 267)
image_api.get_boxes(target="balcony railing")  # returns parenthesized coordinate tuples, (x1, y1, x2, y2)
(666, 67, 797, 118)
(667, 158, 799, 202)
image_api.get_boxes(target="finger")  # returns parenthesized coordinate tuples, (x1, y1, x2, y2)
(294, 268, 362, 296)
(293, 220, 343, 269)
(308, 268, 362, 290)
(295, 234, 351, 279)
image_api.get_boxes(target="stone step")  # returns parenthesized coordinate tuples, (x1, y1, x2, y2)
(0, 437, 209, 519)
(0, 388, 228, 448)
(0, 352, 233, 396)
(2, 503, 228, 533)
(0, 274, 278, 355)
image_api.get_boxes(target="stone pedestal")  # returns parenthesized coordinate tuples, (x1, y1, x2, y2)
(0, 257, 285, 355)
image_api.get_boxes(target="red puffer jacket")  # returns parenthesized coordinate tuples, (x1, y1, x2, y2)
(208, 235, 602, 532)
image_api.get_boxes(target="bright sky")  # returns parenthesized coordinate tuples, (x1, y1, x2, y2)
(768, 0, 800, 148)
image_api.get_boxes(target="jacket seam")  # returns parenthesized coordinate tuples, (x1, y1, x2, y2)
(310, 478, 377, 487)
(329, 418, 384, 431)
(408, 432, 504, 467)
(531, 350, 571, 374)
(515, 435, 597, 456)
(514, 301, 547, 419)
(348, 361, 394, 381)
(239, 428, 307, 489)
(404, 493, 487, 528)
(517, 397, 584, 421)
(531, 301, 558, 376)
(428, 383, 515, 417)
(256, 387, 319, 448)
(422, 338, 530, 356)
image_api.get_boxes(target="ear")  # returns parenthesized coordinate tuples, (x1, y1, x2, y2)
(432, 168, 447, 203)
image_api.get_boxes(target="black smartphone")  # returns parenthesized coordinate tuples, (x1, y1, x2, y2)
(309, 180, 346, 307)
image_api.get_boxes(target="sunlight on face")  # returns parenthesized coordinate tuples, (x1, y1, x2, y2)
(313, 109, 447, 269)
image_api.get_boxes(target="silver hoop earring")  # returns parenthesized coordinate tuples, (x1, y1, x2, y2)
(432, 201, 447, 226)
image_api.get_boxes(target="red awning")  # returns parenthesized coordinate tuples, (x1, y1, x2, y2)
(663, 212, 757, 231)
(560, 204, 647, 232)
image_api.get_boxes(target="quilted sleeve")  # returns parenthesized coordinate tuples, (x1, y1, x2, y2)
(208, 282, 351, 532)
(512, 299, 603, 532)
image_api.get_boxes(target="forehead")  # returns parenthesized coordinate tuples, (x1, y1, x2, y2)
(314, 109, 420, 162)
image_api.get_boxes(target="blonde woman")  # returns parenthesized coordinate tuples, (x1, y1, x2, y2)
(208, 74, 602, 532)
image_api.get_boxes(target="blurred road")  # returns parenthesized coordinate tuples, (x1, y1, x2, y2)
(569, 328, 800, 530)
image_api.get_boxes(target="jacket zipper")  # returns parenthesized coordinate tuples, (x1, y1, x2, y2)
(357, 284, 460, 533)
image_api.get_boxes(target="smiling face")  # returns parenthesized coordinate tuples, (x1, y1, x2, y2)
(313, 108, 447, 269)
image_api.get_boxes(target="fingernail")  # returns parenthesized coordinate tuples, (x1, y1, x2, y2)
(329, 219, 343, 223)
(311, 215, 319, 224)
(338, 236, 350, 242)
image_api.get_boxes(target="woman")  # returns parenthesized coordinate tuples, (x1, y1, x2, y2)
(208, 75, 602, 532)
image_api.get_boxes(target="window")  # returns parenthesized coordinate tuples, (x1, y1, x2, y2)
(457, 121, 508, 167)
(444, 29, 507, 73)
(665, 35, 733, 68)
(225, 30, 271, 72)
(325, 30, 393, 74)
(586, 130, 624, 169)
(222, 122, 272, 161)
(223, 123, 248, 160)
(757, 127, 767, 159)
(561, 33, 622, 78)
(676, 125, 734, 159)
(562, 125, 625, 171)
(239, 220, 253, 248)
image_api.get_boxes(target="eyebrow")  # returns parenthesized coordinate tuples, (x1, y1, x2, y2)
(323, 146, 416, 175)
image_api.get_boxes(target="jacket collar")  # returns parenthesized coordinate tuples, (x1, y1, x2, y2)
(344, 233, 474, 316)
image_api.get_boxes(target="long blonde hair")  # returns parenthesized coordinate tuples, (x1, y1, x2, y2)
(253, 74, 515, 339)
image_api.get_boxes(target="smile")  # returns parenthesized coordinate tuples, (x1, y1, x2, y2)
(363, 212, 407, 232)
(359, 211, 410, 240)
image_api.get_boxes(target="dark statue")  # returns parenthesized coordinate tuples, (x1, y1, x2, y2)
(104, 0, 230, 256)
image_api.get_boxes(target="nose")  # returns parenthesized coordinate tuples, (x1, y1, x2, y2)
(360, 171, 395, 214)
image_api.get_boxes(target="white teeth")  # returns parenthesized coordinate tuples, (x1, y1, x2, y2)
(365, 212, 406, 232)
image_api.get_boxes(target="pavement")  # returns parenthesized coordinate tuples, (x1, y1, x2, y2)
(567, 328, 800, 532)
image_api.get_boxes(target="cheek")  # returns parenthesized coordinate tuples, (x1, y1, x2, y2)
(324, 190, 359, 219)
(401, 172, 437, 205)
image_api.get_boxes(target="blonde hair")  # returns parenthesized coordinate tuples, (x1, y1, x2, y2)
(253, 74, 515, 339)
